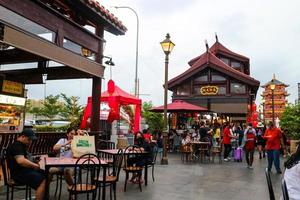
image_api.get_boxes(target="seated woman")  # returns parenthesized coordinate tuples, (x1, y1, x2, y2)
(127, 132, 153, 183)
(282, 144, 300, 200)
(52, 127, 76, 186)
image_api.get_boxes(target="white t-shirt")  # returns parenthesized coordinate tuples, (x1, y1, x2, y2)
(56, 138, 73, 158)
(282, 162, 300, 200)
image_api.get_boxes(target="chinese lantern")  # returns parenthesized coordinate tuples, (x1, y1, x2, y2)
(107, 79, 115, 94)
(251, 103, 257, 112)
(253, 120, 258, 128)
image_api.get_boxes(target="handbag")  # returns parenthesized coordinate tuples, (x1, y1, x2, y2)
(71, 135, 96, 157)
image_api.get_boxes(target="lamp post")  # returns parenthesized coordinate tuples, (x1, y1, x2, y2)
(160, 33, 175, 165)
(114, 6, 139, 97)
(270, 81, 276, 125)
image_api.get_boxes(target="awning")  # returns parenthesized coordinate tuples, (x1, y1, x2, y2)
(151, 100, 208, 112)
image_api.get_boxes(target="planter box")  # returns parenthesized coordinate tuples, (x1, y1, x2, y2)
(290, 140, 299, 154)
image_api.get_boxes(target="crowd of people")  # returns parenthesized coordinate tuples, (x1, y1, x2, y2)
(4, 122, 296, 199)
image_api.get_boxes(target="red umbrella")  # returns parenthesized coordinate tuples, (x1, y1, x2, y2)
(150, 100, 208, 112)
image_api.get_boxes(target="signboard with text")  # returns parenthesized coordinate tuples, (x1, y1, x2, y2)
(1, 80, 23, 96)
(200, 86, 219, 95)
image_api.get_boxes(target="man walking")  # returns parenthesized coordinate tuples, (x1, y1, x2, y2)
(7, 129, 46, 200)
(264, 121, 283, 174)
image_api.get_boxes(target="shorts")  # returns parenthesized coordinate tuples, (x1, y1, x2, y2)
(13, 169, 45, 190)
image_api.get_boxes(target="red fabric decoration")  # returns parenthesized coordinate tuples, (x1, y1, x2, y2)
(107, 79, 115, 95)
(253, 121, 258, 128)
(252, 104, 257, 112)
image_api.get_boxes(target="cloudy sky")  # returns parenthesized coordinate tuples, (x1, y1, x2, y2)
(27, 0, 300, 106)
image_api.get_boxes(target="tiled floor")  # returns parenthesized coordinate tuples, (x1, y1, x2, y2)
(0, 152, 284, 200)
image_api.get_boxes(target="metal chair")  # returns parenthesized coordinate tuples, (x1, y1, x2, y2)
(96, 149, 123, 200)
(67, 153, 101, 200)
(145, 143, 158, 182)
(1, 149, 32, 200)
(281, 178, 289, 200)
(123, 145, 144, 192)
(265, 168, 276, 200)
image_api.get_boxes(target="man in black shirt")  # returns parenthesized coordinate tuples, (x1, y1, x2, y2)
(7, 129, 46, 200)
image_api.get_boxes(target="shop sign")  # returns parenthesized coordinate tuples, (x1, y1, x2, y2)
(200, 86, 219, 95)
(0, 94, 26, 106)
(2, 80, 23, 95)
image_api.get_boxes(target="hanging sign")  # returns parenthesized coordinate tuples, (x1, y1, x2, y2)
(2, 80, 23, 95)
(0, 94, 26, 106)
(200, 86, 219, 95)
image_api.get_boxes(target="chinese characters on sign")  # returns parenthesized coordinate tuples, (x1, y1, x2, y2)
(200, 86, 219, 95)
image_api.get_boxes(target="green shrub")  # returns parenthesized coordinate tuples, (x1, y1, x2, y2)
(280, 103, 300, 140)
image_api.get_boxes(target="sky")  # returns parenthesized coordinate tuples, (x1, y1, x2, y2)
(26, 0, 300, 107)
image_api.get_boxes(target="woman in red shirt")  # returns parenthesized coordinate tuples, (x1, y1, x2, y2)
(243, 123, 256, 169)
(264, 121, 282, 174)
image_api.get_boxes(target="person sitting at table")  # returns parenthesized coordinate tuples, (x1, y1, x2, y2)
(52, 127, 76, 186)
(282, 144, 300, 200)
(7, 129, 46, 200)
(181, 130, 191, 145)
(128, 132, 153, 183)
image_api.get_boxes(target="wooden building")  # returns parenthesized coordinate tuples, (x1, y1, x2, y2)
(261, 74, 289, 123)
(0, 0, 127, 134)
(168, 37, 260, 121)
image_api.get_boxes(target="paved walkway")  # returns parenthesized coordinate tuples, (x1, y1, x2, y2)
(0, 153, 284, 200)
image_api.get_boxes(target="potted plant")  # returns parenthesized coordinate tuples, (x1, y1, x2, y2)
(280, 103, 300, 153)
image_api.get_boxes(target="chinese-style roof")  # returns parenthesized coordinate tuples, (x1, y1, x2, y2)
(262, 74, 289, 87)
(261, 79, 289, 88)
(150, 100, 208, 112)
(188, 41, 249, 66)
(82, 0, 127, 35)
(168, 50, 260, 89)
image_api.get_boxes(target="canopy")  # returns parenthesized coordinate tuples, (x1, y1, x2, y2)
(81, 85, 142, 132)
(151, 100, 207, 112)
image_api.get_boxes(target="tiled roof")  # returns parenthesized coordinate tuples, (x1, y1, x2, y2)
(83, 0, 127, 34)
(188, 41, 249, 66)
(168, 50, 260, 88)
(261, 79, 289, 88)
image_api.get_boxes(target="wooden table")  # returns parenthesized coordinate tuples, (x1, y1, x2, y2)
(97, 149, 150, 186)
(43, 157, 108, 200)
(189, 141, 211, 161)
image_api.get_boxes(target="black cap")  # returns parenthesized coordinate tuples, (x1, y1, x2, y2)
(20, 129, 37, 140)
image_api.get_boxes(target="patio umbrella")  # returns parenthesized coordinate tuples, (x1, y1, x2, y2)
(150, 100, 208, 112)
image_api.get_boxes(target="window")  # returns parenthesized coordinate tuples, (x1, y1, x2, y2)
(193, 85, 201, 95)
(218, 86, 226, 95)
(211, 74, 226, 81)
(194, 74, 208, 82)
(0, 6, 56, 42)
(231, 61, 241, 68)
(220, 57, 230, 65)
(176, 84, 190, 96)
(230, 82, 246, 94)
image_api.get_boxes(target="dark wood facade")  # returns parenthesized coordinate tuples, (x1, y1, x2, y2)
(0, 0, 126, 134)
(168, 39, 260, 119)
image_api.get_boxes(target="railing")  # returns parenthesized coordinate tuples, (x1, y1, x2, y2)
(0, 132, 65, 155)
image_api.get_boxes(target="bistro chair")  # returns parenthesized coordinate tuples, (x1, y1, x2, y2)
(180, 144, 193, 162)
(145, 143, 158, 182)
(1, 149, 32, 200)
(281, 178, 289, 200)
(123, 145, 144, 192)
(265, 168, 276, 200)
(211, 139, 223, 164)
(67, 153, 101, 200)
(96, 149, 124, 200)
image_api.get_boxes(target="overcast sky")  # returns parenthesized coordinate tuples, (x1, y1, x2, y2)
(27, 0, 300, 107)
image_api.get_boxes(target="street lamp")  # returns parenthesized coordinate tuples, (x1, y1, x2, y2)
(114, 6, 139, 97)
(270, 80, 276, 125)
(160, 33, 175, 165)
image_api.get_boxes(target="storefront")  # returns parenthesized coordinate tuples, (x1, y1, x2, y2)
(167, 38, 260, 123)
(0, 79, 26, 132)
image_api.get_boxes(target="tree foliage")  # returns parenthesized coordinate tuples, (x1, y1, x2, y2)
(40, 95, 62, 120)
(142, 101, 163, 132)
(59, 93, 84, 127)
(26, 99, 42, 119)
(280, 103, 300, 139)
